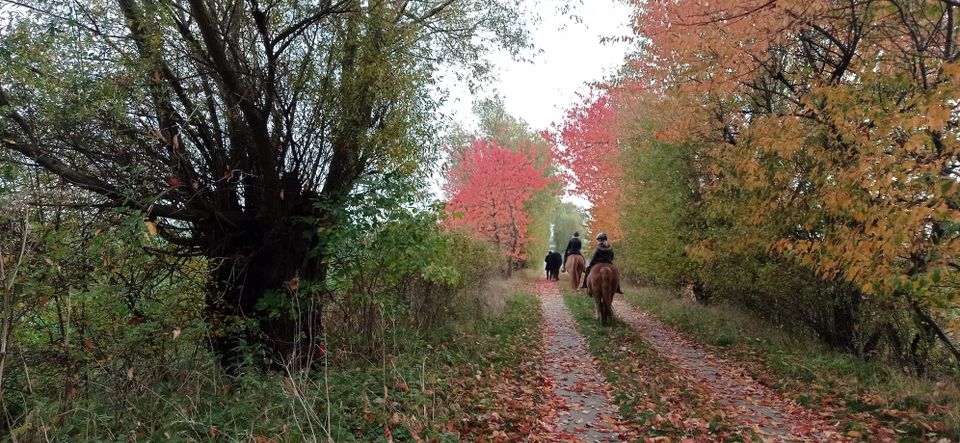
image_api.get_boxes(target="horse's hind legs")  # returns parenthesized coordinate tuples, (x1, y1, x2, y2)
(601, 298, 613, 326)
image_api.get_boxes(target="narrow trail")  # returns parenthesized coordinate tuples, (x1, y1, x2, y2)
(611, 298, 847, 442)
(537, 279, 624, 442)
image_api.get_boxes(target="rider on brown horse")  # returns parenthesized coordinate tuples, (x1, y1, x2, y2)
(581, 232, 623, 294)
(562, 231, 582, 272)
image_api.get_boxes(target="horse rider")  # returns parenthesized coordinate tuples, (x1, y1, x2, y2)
(581, 232, 623, 293)
(549, 251, 563, 280)
(544, 250, 557, 279)
(562, 231, 582, 272)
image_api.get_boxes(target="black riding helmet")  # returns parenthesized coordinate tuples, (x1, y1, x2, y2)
(596, 232, 608, 242)
(573, 231, 579, 237)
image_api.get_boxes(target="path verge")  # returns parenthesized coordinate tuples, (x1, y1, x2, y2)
(612, 298, 848, 442)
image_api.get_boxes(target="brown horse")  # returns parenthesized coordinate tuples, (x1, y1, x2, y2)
(587, 263, 619, 326)
(566, 253, 585, 290)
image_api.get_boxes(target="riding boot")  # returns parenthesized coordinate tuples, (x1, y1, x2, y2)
(580, 266, 590, 289)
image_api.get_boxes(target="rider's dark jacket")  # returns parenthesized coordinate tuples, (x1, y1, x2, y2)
(545, 252, 562, 271)
(588, 243, 614, 267)
(564, 237, 582, 259)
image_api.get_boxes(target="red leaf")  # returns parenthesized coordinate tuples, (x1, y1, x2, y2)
(83, 337, 93, 351)
(127, 316, 143, 326)
(209, 426, 218, 437)
(168, 177, 185, 187)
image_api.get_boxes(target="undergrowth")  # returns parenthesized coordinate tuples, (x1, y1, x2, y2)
(5, 282, 544, 442)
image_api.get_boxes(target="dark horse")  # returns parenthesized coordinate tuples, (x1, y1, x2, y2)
(545, 251, 562, 280)
(566, 253, 585, 290)
(587, 263, 619, 326)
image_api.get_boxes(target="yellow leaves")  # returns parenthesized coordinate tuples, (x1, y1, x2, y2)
(145, 220, 158, 237)
(942, 62, 960, 79)
(749, 116, 808, 157)
(925, 103, 952, 132)
(822, 192, 855, 213)
(771, 238, 793, 253)
(903, 133, 929, 153)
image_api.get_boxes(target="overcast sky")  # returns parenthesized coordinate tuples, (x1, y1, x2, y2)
(439, 0, 634, 132)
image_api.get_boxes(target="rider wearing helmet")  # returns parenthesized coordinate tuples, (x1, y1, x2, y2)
(581, 232, 622, 293)
(562, 231, 582, 272)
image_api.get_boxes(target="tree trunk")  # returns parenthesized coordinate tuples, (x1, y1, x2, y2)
(910, 300, 960, 367)
(827, 289, 859, 352)
(202, 192, 326, 371)
(692, 280, 710, 305)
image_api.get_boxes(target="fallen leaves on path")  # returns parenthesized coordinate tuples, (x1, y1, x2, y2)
(538, 279, 637, 442)
(728, 341, 955, 441)
(613, 298, 854, 442)
(564, 288, 755, 441)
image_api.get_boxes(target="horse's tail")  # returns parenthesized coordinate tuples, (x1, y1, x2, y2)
(598, 266, 614, 302)
(570, 254, 585, 289)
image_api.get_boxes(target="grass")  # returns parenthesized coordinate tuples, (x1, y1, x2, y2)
(316, 286, 545, 442)
(561, 288, 757, 441)
(6, 279, 545, 442)
(624, 286, 960, 441)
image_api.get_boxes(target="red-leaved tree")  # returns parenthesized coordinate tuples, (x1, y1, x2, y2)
(549, 93, 623, 241)
(445, 139, 550, 274)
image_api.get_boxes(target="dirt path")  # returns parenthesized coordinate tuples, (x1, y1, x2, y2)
(611, 298, 847, 442)
(537, 279, 624, 442)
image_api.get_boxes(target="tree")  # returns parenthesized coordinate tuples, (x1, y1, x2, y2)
(0, 0, 530, 367)
(550, 92, 623, 242)
(551, 202, 586, 251)
(625, 0, 960, 367)
(620, 129, 700, 289)
(447, 97, 561, 267)
(444, 139, 551, 275)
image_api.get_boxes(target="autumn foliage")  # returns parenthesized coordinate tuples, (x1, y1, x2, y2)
(445, 139, 551, 270)
(550, 93, 623, 241)
(602, 0, 960, 369)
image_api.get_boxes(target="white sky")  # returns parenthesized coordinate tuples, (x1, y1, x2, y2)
(438, 0, 634, 132)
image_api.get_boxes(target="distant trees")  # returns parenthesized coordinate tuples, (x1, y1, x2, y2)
(551, 203, 586, 251)
(443, 98, 560, 275)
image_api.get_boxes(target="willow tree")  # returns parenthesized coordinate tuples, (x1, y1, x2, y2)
(0, 0, 528, 366)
